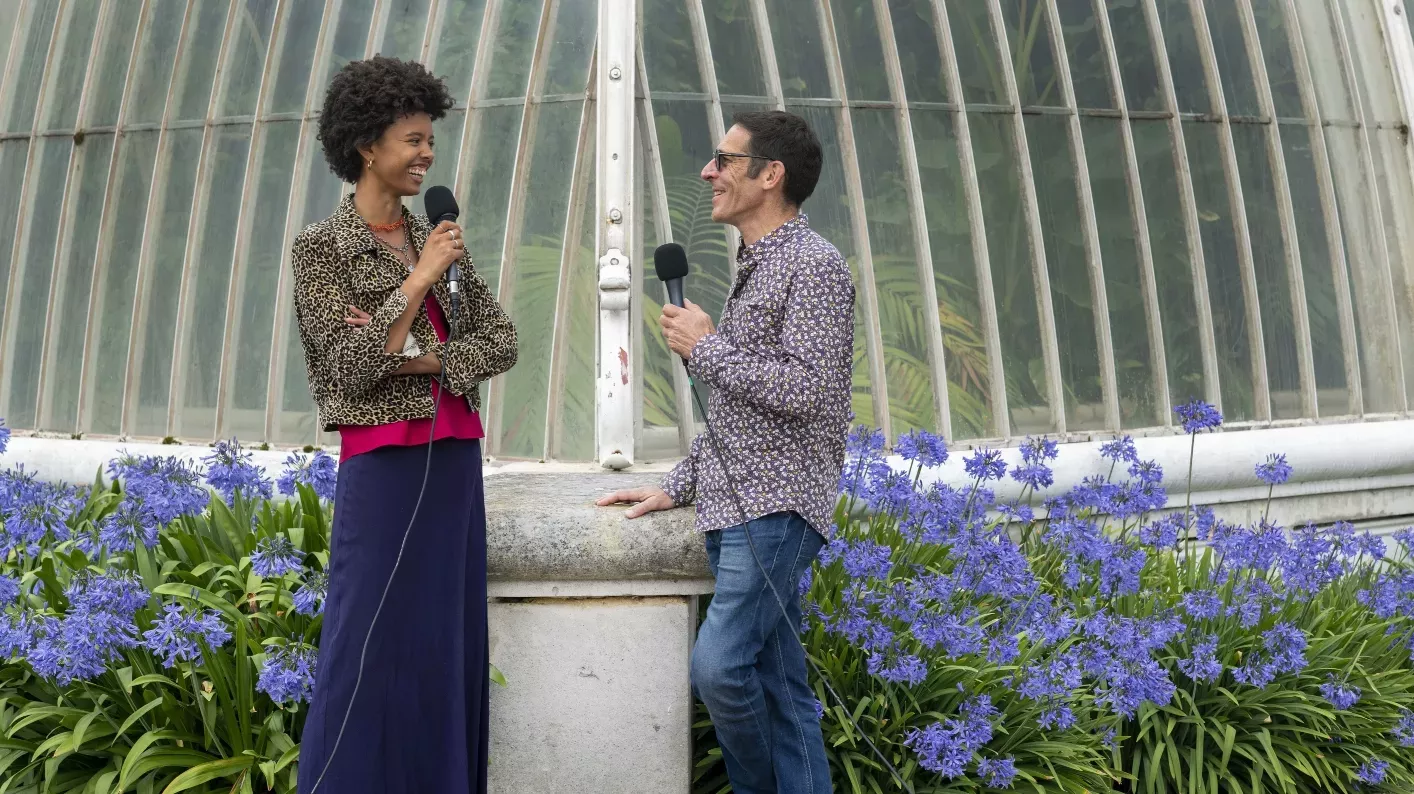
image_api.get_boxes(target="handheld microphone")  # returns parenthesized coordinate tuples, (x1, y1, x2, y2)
(654, 242, 689, 311)
(424, 185, 461, 323)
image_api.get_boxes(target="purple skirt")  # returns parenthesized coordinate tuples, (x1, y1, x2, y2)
(297, 438, 489, 794)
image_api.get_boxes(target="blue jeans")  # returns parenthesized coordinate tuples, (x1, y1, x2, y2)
(693, 512, 831, 794)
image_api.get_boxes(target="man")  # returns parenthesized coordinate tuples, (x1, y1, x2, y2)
(597, 111, 853, 794)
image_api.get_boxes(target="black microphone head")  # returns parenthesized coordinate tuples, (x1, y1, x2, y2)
(654, 242, 689, 282)
(424, 185, 459, 224)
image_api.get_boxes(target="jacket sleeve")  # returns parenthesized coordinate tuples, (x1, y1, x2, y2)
(688, 259, 856, 419)
(436, 255, 519, 396)
(660, 434, 701, 506)
(290, 228, 419, 396)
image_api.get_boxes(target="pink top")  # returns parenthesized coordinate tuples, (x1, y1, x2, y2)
(338, 295, 484, 462)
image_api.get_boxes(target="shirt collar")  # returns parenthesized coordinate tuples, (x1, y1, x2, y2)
(736, 213, 810, 266)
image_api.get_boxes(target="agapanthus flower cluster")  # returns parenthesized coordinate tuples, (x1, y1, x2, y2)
(1174, 400, 1223, 434)
(292, 572, 329, 616)
(251, 536, 302, 578)
(142, 602, 232, 668)
(204, 439, 273, 505)
(108, 454, 209, 526)
(903, 695, 998, 779)
(0, 468, 80, 557)
(258, 644, 318, 704)
(0, 418, 9, 455)
(1255, 453, 1293, 486)
(277, 451, 338, 502)
(26, 573, 145, 685)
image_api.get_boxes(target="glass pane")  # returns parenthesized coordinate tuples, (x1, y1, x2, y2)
(854, 109, 934, 432)
(764, 0, 832, 98)
(132, 128, 204, 438)
(972, 113, 1051, 433)
(704, 0, 767, 98)
(126, 0, 187, 125)
(788, 104, 876, 426)
(44, 133, 115, 432)
(831, 0, 890, 102)
(87, 130, 159, 435)
(639, 121, 679, 434)
(461, 104, 522, 297)
(1001, 0, 1060, 108)
(1106, 0, 1163, 112)
(554, 123, 596, 461)
(888, 0, 947, 104)
(0, 142, 31, 349)
(223, 120, 299, 441)
(379, 0, 432, 60)
(0, 0, 22, 78)
(218, 0, 280, 118)
(1083, 118, 1155, 427)
(1249, 0, 1302, 118)
(4, 0, 62, 132)
(485, 0, 543, 100)
(1203, 0, 1261, 117)
(541, 0, 596, 95)
(1025, 114, 1101, 430)
(643, 0, 703, 94)
(85, 0, 145, 126)
(1341, 0, 1401, 124)
(4, 138, 72, 428)
(1152, 0, 1207, 114)
(1232, 123, 1300, 418)
(433, 0, 489, 104)
(278, 303, 318, 445)
(172, 0, 232, 121)
(1134, 120, 1205, 407)
(302, 124, 345, 228)
(316, 0, 378, 109)
(1369, 129, 1414, 405)
(180, 126, 252, 439)
(40, 0, 102, 131)
(1281, 124, 1347, 416)
(1324, 126, 1400, 413)
(268, 0, 325, 114)
(1055, 0, 1113, 110)
(498, 100, 583, 459)
(1185, 122, 1255, 420)
(654, 101, 730, 330)
(948, 1, 1006, 106)
(428, 108, 465, 193)
(911, 110, 991, 438)
(1290, 0, 1352, 121)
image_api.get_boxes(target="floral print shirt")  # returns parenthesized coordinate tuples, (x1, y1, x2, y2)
(661, 214, 855, 537)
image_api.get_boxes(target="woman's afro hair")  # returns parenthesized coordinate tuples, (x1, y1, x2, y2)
(317, 55, 455, 184)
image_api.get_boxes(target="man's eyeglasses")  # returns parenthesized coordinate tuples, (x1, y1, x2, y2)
(713, 149, 774, 172)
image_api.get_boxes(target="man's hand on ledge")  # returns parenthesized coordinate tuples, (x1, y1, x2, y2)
(596, 486, 676, 519)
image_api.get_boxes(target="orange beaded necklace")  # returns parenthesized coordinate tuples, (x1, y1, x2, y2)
(366, 218, 405, 233)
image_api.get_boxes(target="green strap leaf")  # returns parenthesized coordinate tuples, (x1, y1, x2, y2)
(158, 756, 254, 794)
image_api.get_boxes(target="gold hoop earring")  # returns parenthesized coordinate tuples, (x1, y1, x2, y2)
(367, 159, 374, 169)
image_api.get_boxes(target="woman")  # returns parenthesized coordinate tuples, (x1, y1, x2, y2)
(290, 55, 516, 794)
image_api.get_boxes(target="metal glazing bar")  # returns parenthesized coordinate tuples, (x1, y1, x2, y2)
(814, 0, 892, 439)
(420, 0, 443, 63)
(78, 0, 157, 434)
(629, 119, 647, 453)
(1233, 0, 1317, 417)
(452, 0, 502, 201)
(0, 1, 36, 132)
(486, 0, 558, 457)
(1328, 0, 1406, 411)
(119, 0, 200, 436)
(1137, 0, 1221, 416)
(873, 0, 953, 439)
(165, 0, 245, 436)
(928, 0, 1009, 438)
(1186, 0, 1271, 420)
(368, 0, 393, 54)
(595, 0, 637, 468)
(747, 0, 785, 108)
(213, 0, 290, 437)
(983, 0, 1066, 435)
(265, 0, 341, 445)
(636, 50, 696, 453)
(544, 80, 594, 458)
(35, 0, 116, 430)
(1280, 0, 1362, 416)
(1042, 0, 1123, 432)
(685, 0, 738, 267)
(0, 0, 71, 420)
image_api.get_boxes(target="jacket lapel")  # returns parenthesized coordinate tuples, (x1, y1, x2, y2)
(334, 196, 410, 294)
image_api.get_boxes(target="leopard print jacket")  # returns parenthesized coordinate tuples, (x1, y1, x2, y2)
(290, 194, 518, 431)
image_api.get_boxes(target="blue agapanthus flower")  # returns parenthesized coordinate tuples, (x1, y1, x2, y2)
(203, 439, 273, 504)
(1357, 758, 1389, 785)
(866, 649, 927, 686)
(1178, 636, 1223, 683)
(0, 469, 78, 556)
(251, 536, 302, 578)
(108, 454, 209, 526)
(1099, 435, 1138, 464)
(258, 645, 318, 704)
(1392, 710, 1414, 747)
(1254, 453, 1292, 486)
(277, 451, 338, 502)
(1319, 675, 1361, 710)
(895, 429, 948, 468)
(28, 573, 146, 685)
(0, 417, 9, 455)
(292, 571, 329, 616)
(143, 603, 232, 668)
(975, 756, 1017, 789)
(97, 502, 160, 553)
(1174, 400, 1223, 434)
(904, 695, 997, 779)
(1019, 437, 1059, 465)
(1010, 462, 1054, 491)
(963, 449, 1008, 481)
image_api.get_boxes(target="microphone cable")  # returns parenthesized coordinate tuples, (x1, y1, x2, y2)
(684, 376, 914, 794)
(307, 289, 459, 794)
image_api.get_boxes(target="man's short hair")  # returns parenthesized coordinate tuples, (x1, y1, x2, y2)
(731, 110, 823, 208)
